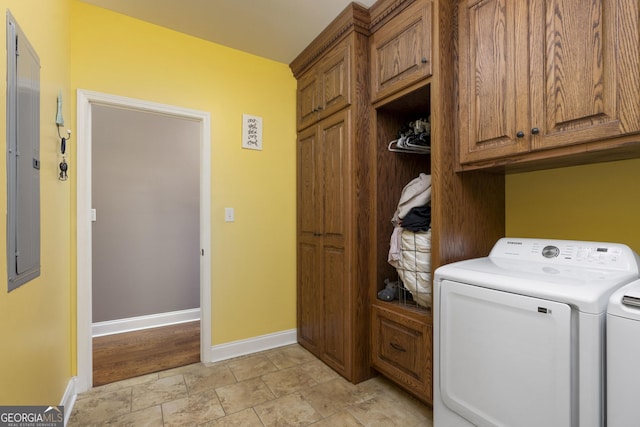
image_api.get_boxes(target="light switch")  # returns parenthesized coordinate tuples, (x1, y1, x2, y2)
(225, 208, 235, 222)
(91, 208, 97, 222)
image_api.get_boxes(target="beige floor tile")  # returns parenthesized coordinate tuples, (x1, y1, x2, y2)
(309, 410, 364, 426)
(67, 387, 132, 426)
(299, 360, 341, 384)
(254, 392, 322, 427)
(300, 377, 362, 418)
(70, 344, 433, 427)
(202, 408, 265, 427)
(262, 365, 318, 398)
(158, 362, 205, 378)
(227, 354, 279, 381)
(76, 373, 159, 400)
(347, 394, 432, 427)
(162, 388, 226, 426)
(131, 375, 188, 411)
(216, 377, 276, 414)
(357, 375, 417, 404)
(265, 344, 318, 369)
(102, 405, 163, 426)
(183, 364, 237, 394)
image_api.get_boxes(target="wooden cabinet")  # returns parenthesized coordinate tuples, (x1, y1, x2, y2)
(297, 111, 352, 372)
(291, 3, 373, 384)
(459, 0, 640, 166)
(369, 0, 504, 404)
(372, 305, 432, 402)
(297, 40, 351, 130)
(370, 0, 432, 102)
(293, 0, 504, 397)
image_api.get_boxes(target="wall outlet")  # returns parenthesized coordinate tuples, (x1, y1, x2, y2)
(225, 208, 235, 222)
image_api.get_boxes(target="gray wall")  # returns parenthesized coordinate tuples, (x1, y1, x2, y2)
(91, 104, 200, 323)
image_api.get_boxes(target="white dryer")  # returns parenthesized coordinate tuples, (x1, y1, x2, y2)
(433, 238, 640, 427)
(606, 279, 640, 427)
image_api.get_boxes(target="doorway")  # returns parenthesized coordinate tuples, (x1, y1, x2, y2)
(76, 90, 212, 393)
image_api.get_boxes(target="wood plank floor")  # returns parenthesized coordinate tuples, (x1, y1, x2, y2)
(93, 321, 200, 386)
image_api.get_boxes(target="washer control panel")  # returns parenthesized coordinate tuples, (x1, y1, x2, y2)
(490, 238, 638, 272)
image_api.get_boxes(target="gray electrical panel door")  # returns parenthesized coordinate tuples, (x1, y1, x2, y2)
(7, 11, 40, 291)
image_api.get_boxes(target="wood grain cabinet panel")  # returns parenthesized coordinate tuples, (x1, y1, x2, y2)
(372, 304, 432, 403)
(459, 0, 640, 166)
(292, 3, 372, 384)
(458, 0, 530, 162)
(296, 110, 352, 378)
(296, 40, 351, 131)
(370, 0, 432, 101)
(369, 0, 505, 404)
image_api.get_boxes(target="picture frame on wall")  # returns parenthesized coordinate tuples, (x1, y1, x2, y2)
(242, 114, 263, 150)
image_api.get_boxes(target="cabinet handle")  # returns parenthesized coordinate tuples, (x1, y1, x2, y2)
(315, 106, 324, 112)
(531, 127, 540, 135)
(516, 131, 525, 138)
(421, 57, 428, 64)
(390, 342, 406, 352)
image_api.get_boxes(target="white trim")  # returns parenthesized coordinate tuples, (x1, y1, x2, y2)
(76, 89, 212, 393)
(209, 329, 297, 362)
(60, 376, 77, 426)
(92, 308, 201, 337)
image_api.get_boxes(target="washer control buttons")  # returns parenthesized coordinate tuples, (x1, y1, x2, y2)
(542, 245, 560, 258)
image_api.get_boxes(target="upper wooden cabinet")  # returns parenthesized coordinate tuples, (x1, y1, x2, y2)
(296, 40, 351, 130)
(459, 0, 640, 166)
(370, 0, 432, 102)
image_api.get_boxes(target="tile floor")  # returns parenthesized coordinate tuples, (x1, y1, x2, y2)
(68, 344, 433, 426)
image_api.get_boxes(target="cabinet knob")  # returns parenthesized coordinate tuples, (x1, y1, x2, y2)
(315, 106, 323, 112)
(531, 127, 540, 135)
(421, 57, 428, 64)
(516, 131, 525, 138)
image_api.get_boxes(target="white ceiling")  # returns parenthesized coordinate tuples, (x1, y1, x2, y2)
(80, 0, 377, 64)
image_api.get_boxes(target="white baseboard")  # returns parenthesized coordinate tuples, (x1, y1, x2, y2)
(60, 376, 77, 426)
(209, 329, 297, 363)
(92, 308, 200, 337)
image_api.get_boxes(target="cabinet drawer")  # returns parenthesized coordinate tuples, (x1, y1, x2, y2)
(370, 0, 432, 102)
(372, 304, 432, 402)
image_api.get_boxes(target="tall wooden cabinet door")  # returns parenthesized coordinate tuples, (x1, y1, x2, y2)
(298, 127, 320, 238)
(322, 246, 348, 373)
(297, 240, 323, 354)
(320, 110, 350, 243)
(297, 127, 323, 354)
(371, 0, 433, 101)
(530, 0, 640, 150)
(458, 0, 531, 163)
(297, 72, 319, 131)
(319, 110, 351, 374)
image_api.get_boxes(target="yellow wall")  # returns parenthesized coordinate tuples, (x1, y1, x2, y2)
(506, 158, 640, 254)
(70, 2, 297, 346)
(0, 0, 73, 404)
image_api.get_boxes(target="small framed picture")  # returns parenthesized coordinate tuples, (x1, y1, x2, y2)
(242, 114, 263, 150)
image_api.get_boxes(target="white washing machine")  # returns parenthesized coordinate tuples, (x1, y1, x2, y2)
(606, 279, 640, 427)
(433, 238, 640, 427)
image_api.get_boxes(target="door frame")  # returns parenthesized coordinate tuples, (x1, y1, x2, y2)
(76, 89, 212, 393)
